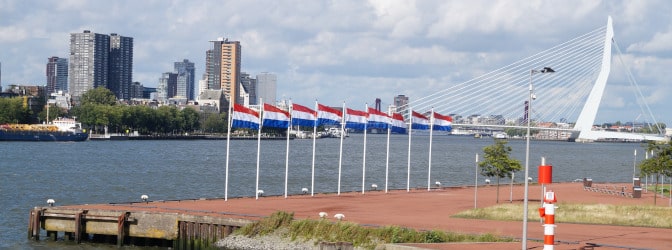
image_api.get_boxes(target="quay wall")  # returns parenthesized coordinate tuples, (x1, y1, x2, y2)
(29, 206, 252, 248)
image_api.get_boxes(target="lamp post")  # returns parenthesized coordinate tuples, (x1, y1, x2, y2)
(633, 149, 637, 181)
(522, 67, 554, 250)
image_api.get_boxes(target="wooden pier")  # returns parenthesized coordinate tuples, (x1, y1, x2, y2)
(28, 203, 250, 249)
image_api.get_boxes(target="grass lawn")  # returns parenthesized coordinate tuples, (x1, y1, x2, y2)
(453, 202, 672, 228)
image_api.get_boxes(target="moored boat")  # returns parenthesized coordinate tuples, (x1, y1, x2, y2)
(0, 117, 88, 141)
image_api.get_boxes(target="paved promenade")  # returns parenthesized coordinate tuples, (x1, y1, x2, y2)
(61, 182, 671, 249)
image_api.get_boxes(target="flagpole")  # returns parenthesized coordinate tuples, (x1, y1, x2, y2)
(338, 101, 345, 195)
(311, 100, 318, 196)
(385, 110, 392, 193)
(407, 108, 413, 192)
(225, 97, 233, 201)
(428, 108, 434, 191)
(362, 104, 368, 194)
(256, 99, 263, 200)
(284, 101, 292, 198)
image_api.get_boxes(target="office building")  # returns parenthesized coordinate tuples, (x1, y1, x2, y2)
(240, 72, 256, 105)
(205, 38, 242, 104)
(109, 33, 134, 100)
(46, 57, 68, 94)
(174, 59, 195, 100)
(256, 72, 276, 105)
(129, 82, 144, 99)
(157, 72, 177, 102)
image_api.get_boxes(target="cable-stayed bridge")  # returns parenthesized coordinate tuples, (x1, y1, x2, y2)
(398, 16, 667, 143)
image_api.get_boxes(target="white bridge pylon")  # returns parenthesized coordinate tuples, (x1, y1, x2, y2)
(400, 16, 666, 142)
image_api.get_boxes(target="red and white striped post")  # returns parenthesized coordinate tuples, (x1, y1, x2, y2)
(538, 190, 557, 250)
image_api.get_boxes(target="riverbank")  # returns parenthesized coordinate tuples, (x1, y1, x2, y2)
(89, 134, 292, 140)
(37, 182, 671, 249)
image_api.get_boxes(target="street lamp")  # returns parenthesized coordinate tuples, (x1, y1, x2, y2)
(522, 67, 554, 250)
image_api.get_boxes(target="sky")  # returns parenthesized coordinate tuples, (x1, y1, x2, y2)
(0, 0, 670, 125)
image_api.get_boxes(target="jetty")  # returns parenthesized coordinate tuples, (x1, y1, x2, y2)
(28, 182, 670, 249)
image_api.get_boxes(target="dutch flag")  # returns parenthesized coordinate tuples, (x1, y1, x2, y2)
(432, 111, 452, 131)
(367, 108, 390, 129)
(411, 111, 430, 130)
(390, 113, 407, 134)
(317, 104, 342, 126)
(232, 103, 260, 130)
(345, 108, 368, 130)
(291, 103, 317, 127)
(262, 103, 290, 129)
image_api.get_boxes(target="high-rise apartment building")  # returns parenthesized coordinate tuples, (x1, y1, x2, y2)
(174, 59, 195, 100)
(206, 38, 242, 104)
(69, 30, 110, 103)
(109, 33, 133, 100)
(69, 30, 134, 104)
(394, 95, 409, 116)
(46, 57, 68, 94)
(256, 72, 277, 105)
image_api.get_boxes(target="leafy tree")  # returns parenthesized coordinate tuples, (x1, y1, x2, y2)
(479, 140, 522, 203)
(640, 123, 667, 134)
(202, 113, 228, 133)
(80, 87, 117, 106)
(639, 140, 672, 205)
(180, 107, 200, 133)
(0, 97, 32, 123)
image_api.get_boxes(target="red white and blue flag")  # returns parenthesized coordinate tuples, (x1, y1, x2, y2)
(262, 103, 290, 129)
(367, 108, 390, 129)
(290, 103, 316, 127)
(390, 113, 407, 134)
(232, 103, 260, 130)
(317, 104, 342, 126)
(432, 112, 452, 131)
(345, 108, 368, 130)
(411, 111, 429, 130)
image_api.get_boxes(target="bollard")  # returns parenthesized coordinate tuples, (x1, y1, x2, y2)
(540, 190, 557, 250)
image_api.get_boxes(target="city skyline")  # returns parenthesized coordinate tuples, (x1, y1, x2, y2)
(0, 1, 670, 124)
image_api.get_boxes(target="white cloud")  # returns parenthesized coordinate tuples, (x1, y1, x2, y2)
(627, 31, 672, 53)
(0, 26, 29, 43)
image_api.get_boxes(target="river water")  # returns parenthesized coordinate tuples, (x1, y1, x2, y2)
(0, 134, 644, 249)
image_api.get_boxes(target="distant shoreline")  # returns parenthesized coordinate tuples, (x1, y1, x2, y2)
(89, 134, 291, 141)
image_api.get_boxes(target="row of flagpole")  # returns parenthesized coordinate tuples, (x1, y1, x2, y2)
(224, 100, 453, 200)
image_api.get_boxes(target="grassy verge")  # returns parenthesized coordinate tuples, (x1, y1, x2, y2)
(645, 183, 671, 196)
(453, 202, 672, 228)
(235, 211, 514, 249)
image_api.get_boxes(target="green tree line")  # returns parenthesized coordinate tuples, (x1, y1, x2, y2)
(69, 87, 203, 134)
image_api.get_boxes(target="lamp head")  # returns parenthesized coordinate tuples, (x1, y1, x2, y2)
(540, 67, 555, 73)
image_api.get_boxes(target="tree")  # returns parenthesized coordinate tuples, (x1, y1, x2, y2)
(0, 97, 32, 123)
(479, 140, 522, 203)
(202, 113, 228, 133)
(639, 140, 672, 205)
(180, 107, 200, 133)
(80, 87, 117, 106)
